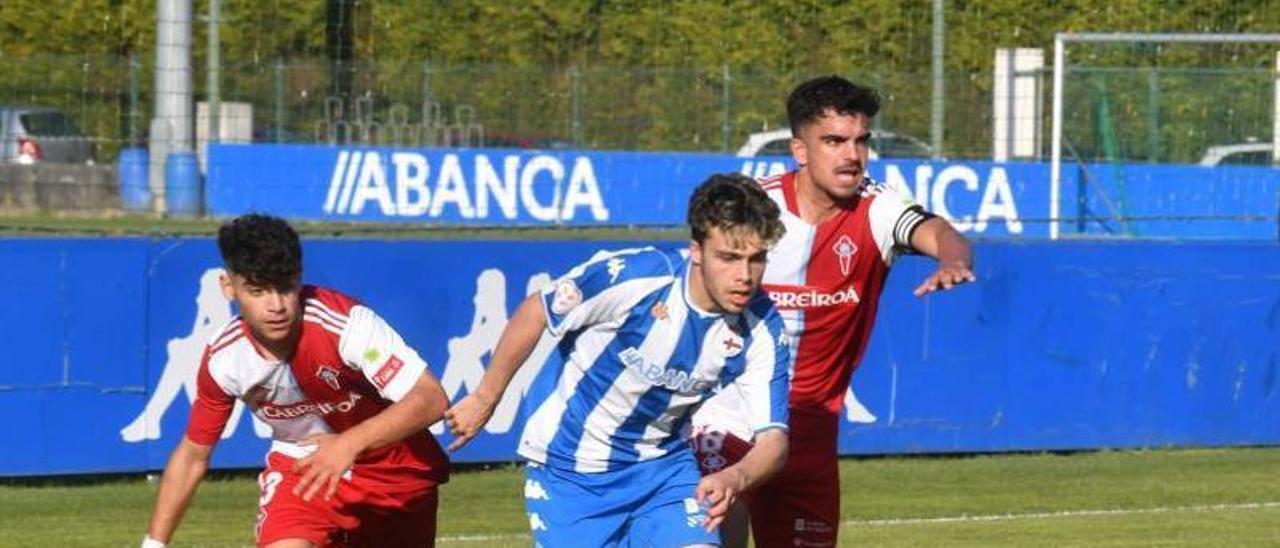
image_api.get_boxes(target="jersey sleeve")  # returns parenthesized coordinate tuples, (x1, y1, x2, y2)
(540, 247, 674, 337)
(339, 304, 429, 402)
(734, 306, 792, 436)
(185, 347, 235, 446)
(867, 179, 936, 264)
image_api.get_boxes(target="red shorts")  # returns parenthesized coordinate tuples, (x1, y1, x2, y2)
(256, 451, 439, 547)
(691, 413, 840, 548)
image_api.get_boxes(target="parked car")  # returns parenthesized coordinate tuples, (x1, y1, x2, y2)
(0, 106, 94, 164)
(1198, 142, 1277, 167)
(736, 127, 935, 159)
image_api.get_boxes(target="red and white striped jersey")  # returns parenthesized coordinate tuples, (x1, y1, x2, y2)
(695, 171, 929, 435)
(187, 285, 447, 481)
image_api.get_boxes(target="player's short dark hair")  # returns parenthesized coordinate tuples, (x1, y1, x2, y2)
(217, 213, 302, 289)
(787, 75, 881, 133)
(688, 173, 784, 246)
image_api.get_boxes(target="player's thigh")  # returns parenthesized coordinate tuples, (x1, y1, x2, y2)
(629, 458, 718, 547)
(256, 457, 350, 547)
(525, 464, 629, 547)
(347, 487, 438, 548)
(262, 540, 316, 548)
(747, 452, 839, 548)
(717, 500, 750, 548)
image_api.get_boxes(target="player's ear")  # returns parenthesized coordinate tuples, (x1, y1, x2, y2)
(790, 135, 809, 166)
(689, 239, 704, 267)
(219, 272, 235, 300)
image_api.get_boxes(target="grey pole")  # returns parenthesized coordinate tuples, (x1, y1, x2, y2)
(150, 0, 193, 212)
(207, 0, 221, 150)
(929, 0, 945, 160)
(722, 64, 732, 153)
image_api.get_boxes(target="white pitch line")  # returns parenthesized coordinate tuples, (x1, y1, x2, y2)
(846, 501, 1280, 527)
(435, 502, 1280, 543)
(439, 532, 531, 544)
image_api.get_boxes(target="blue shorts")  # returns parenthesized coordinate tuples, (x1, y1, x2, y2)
(524, 450, 719, 547)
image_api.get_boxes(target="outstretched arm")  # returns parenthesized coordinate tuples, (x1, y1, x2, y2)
(695, 428, 788, 532)
(909, 217, 976, 297)
(444, 293, 548, 451)
(144, 437, 214, 545)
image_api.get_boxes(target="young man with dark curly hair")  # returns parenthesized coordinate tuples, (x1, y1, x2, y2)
(445, 173, 793, 546)
(142, 214, 450, 548)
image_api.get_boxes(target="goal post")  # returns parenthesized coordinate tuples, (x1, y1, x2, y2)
(1049, 32, 1280, 239)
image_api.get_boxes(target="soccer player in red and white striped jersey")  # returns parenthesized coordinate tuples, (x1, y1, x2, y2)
(142, 214, 450, 548)
(692, 76, 976, 547)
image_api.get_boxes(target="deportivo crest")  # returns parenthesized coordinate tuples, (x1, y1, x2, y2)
(316, 366, 342, 391)
(834, 234, 857, 276)
(712, 322, 745, 358)
(550, 279, 583, 315)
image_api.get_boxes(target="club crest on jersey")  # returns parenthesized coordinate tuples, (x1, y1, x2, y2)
(720, 333, 744, 357)
(550, 279, 583, 315)
(316, 366, 342, 391)
(711, 321, 745, 358)
(834, 234, 857, 276)
(651, 302, 669, 321)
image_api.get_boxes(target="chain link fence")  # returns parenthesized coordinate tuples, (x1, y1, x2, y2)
(0, 52, 1273, 167)
(0, 54, 1003, 163)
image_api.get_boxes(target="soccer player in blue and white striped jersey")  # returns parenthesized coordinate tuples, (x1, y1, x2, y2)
(446, 173, 792, 546)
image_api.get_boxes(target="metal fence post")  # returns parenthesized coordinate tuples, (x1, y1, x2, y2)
(570, 65, 583, 147)
(129, 53, 140, 145)
(722, 64, 732, 152)
(274, 58, 285, 143)
(422, 60, 433, 105)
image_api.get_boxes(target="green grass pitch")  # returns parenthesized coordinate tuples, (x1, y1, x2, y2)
(2, 447, 1279, 547)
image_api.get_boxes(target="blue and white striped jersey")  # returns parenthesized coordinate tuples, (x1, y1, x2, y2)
(517, 246, 791, 473)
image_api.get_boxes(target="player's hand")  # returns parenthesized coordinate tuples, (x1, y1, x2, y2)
(444, 392, 496, 452)
(695, 467, 747, 532)
(914, 260, 976, 297)
(292, 434, 358, 502)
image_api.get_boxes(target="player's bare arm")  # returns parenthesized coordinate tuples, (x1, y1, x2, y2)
(695, 428, 788, 532)
(910, 217, 976, 297)
(144, 437, 215, 545)
(444, 292, 547, 452)
(293, 371, 448, 502)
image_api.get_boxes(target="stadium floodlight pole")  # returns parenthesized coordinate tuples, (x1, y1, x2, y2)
(1049, 32, 1280, 240)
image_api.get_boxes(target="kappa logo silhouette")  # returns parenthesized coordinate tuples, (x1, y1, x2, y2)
(120, 268, 270, 443)
(431, 268, 558, 437)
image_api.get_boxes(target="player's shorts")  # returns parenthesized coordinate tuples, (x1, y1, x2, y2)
(256, 450, 440, 547)
(524, 449, 718, 547)
(691, 412, 840, 548)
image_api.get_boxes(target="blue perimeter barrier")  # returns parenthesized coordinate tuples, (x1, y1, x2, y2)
(1, 238, 1278, 476)
(207, 144, 1280, 239)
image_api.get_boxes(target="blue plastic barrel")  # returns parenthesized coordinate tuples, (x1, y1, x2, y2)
(116, 148, 151, 212)
(164, 151, 202, 216)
